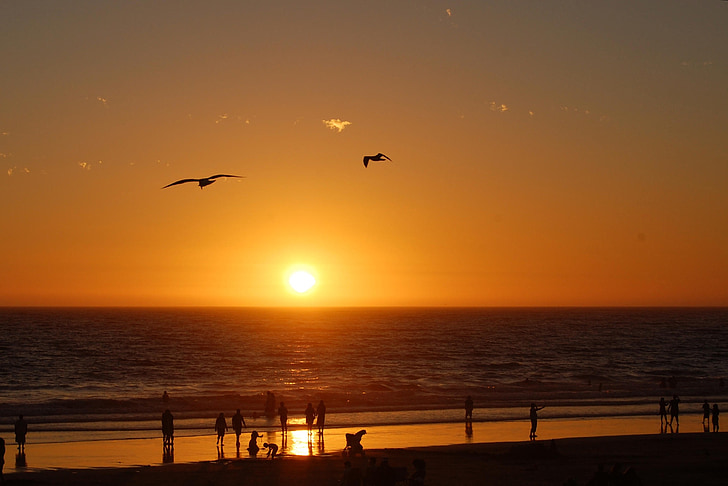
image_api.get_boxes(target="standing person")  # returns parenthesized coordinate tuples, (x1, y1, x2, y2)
(465, 396, 474, 421)
(162, 409, 174, 446)
(529, 403, 545, 440)
(278, 402, 288, 433)
(702, 400, 711, 425)
(215, 412, 228, 446)
(14, 415, 28, 451)
(316, 400, 326, 434)
(659, 397, 668, 427)
(1, 437, 5, 483)
(305, 402, 316, 434)
(669, 395, 680, 427)
(712, 404, 720, 432)
(232, 409, 247, 447)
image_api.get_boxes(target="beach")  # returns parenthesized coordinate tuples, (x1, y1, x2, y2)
(3, 416, 727, 485)
(3, 432, 727, 485)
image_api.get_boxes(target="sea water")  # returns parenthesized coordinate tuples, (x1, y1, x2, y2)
(1, 307, 727, 443)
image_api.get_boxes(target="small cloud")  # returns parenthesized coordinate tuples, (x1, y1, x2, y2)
(489, 101, 509, 113)
(528, 110, 535, 117)
(78, 160, 102, 171)
(446, 8, 452, 17)
(0, 152, 9, 158)
(96, 96, 109, 107)
(215, 114, 230, 124)
(323, 118, 352, 132)
(7, 166, 30, 176)
(1, 131, 9, 136)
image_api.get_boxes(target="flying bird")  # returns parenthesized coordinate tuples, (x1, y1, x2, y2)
(162, 174, 244, 189)
(362, 153, 391, 168)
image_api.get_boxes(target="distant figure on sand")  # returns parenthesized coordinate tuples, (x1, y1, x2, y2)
(316, 400, 326, 434)
(162, 409, 174, 446)
(669, 395, 680, 427)
(529, 403, 545, 440)
(659, 398, 668, 426)
(215, 412, 228, 446)
(263, 442, 278, 458)
(14, 415, 28, 451)
(712, 404, 720, 432)
(465, 396, 474, 421)
(232, 409, 247, 447)
(248, 431, 262, 455)
(1, 437, 5, 483)
(162, 390, 169, 403)
(278, 402, 288, 433)
(703, 400, 711, 425)
(305, 402, 316, 433)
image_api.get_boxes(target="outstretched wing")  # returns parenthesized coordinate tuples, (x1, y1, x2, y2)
(363, 156, 371, 168)
(162, 178, 199, 189)
(377, 153, 391, 161)
(208, 174, 243, 180)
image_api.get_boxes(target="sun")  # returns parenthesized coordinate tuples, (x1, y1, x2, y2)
(288, 270, 316, 294)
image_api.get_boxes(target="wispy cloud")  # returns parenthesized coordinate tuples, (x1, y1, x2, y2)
(96, 96, 109, 107)
(78, 160, 103, 171)
(7, 166, 30, 176)
(323, 118, 352, 132)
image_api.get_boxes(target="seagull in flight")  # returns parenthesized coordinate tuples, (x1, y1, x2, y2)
(363, 153, 392, 168)
(162, 174, 244, 189)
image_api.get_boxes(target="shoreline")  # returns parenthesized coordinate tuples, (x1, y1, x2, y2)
(1, 414, 720, 474)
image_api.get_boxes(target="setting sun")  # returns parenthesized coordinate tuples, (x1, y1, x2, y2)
(288, 270, 316, 294)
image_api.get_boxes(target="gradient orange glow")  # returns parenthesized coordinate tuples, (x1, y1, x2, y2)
(1, 2, 727, 306)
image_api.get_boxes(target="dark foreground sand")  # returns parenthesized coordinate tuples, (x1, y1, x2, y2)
(3, 433, 727, 486)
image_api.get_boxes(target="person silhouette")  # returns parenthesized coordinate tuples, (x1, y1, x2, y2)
(669, 395, 680, 428)
(305, 402, 316, 434)
(659, 397, 668, 427)
(215, 412, 228, 446)
(278, 402, 288, 433)
(232, 409, 246, 447)
(712, 404, 720, 432)
(702, 400, 711, 425)
(529, 403, 545, 440)
(162, 409, 174, 446)
(248, 431, 262, 456)
(14, 415, 28, 451)
(316, 400, 326, 434)
(263, 442, 278, 458)
(465, 396, 474, 421)
(1, 437, 5, 483)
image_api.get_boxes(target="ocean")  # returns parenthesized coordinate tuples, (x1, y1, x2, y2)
(1, 307, 727, 444)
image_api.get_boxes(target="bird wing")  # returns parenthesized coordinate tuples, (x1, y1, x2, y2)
(363, 156, 370, 168)
(378, 153, 391, 161)
(208, 174, 243, 180)
(162, 178, 199, 188)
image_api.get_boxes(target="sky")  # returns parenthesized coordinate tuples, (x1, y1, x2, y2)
(2, 0, 727, 307)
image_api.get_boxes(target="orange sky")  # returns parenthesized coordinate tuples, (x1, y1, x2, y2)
(2, 1, 727, 307)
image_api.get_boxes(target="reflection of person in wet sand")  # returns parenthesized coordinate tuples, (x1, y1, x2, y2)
(14, 415, 28, 451)
(529, 403, 545, 440)
(278, 402, 288, 433)
(316, 400, 326, 434)
(305, 402, 316, 434)
(465, 396, 474, 421)
(215, 412, 228, 446)
(232, 409, 246, 447)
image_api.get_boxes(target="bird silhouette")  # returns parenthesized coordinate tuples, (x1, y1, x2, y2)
(363, 153, 391, 168)
(162, 174, 244, 189)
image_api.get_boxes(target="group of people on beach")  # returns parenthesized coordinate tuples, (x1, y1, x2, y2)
(658, 395, 720, 432)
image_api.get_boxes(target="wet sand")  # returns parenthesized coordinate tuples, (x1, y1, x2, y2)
(3, 416, 726, 485)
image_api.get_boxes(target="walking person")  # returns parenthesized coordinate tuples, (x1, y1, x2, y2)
(161, 409, 174, 446)
(702, 400, 711, 426)
(659, 397, 669, 428)
(465, 395, 474, 421)
(669, 395, 680, 428)
(232, 409, 247, 447)
(215, 412, 228, 446)
(529, 403, 545, 440)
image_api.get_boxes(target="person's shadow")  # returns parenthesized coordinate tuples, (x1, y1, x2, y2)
(163, 443, 174, 463)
